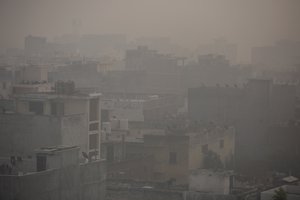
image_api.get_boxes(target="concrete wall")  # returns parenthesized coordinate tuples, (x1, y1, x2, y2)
(16, 100, 30, 113)
(188, 86, 244, 125)
(0, 113, 61, 157)
(0, 113, 88, 170)
(64, 98, 88, 115)
(188, 127, 235, 170)
(0, 169, 63, 200)
(61, 114, 88, 155)
(142, 127, 235, 185)
(0, 160, 106, 200)
(43, 147, 80, 170)
(21, 66, 48, 82)
(12, 83, 52, 95)
(270, 84, 296, 123)
(189, 170, 231, 194)
(144, 135, 190, 184)
(14, 95, 102, 159)
(106, 188, 236, 200)
(80, 160, 106, 200)
(186, 191, 236, 200)
(107, 156, 155, 181)
(188, 80, 297, 168)
(0, 166, 81, 200)
(15, 97, 89, 116)
(107, 188, 183, 200)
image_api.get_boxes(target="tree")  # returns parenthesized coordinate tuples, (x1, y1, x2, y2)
(272, 187, 287, 200)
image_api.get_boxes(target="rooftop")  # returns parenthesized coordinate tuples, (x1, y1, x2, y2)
(262, 185, 300, 195)
(15, 91, 101, 100)
(35, 145, 79, 154)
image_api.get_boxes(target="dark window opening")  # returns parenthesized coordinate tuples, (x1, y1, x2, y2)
(29, 101, 44, 115)
(89, 123, 99, 131)
(89, 98, 99, 121)
(89, 134, 99, 150)
(36, 155, 46, 172)
(51, 102, 64, 116)
(101, 109, 109, 123)
(107, 144, 114, 162)
(89, 151, 98, 160)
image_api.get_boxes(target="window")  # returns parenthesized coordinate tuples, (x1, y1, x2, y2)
(89, 98, 99, 121)
(89, 123, 99, 131)
(219, 140, 224, 149)
(36, 155, 46, 172)
(89, 134, 99, 150)
(88, 151, 98, 160)
(29, 101, 44, 115)
(202, 144, 208, 153)
(101, 109, 109, 123)
(169, 152, 177, 164)
(51, 102, 56, 115)
(107, 144, 114, 162)
(51, 102, 64, 116)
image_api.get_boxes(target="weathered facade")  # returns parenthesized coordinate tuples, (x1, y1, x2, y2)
(0, 85, 102, 169)
(0, 146, 106, 200)
(143, 126, 235, 185)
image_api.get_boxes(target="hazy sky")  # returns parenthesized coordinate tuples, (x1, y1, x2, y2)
(1, 0, 300, 61)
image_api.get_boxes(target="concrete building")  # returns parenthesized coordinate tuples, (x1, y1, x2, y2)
(79, 34, 126, 57)
(188, 79, 297, 170)
(12, 82, 52, 95)
(125, 46, 182, 94)
(143, 126, 235, 185)
(0, 82, 102, 168)
(189, 169, 234, 194)
(0, 66, 15, 99)
(196, 38, 238, 64)
(24, 35, 47, 56)
(19, 65, 48, 82)
(100, 93, 182, 128)
(51, 60, 111, 88)
(182, 54, 243, 88)
(0, 145, 106, 200)
(0, 65, 51, 98)
(188, 85, 244, 125)
(100, 98, 145, 125)
(263, 123, 300, 175)
(134, 37, 175, 54)
(125, 46, 177, 71)
(252, 40, 300, 70)
(103, 70, 147, 94)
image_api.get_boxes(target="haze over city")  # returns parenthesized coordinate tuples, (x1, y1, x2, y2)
(0, 1, 300, 200)
(1, 0, 300, 62)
